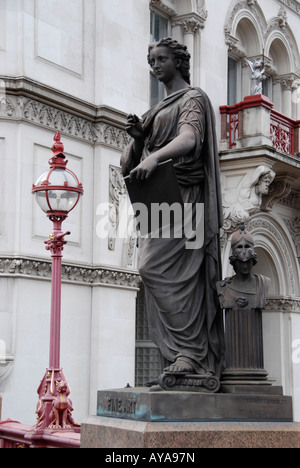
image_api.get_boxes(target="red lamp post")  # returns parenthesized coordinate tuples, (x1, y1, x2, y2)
(32, 131, 83, 431)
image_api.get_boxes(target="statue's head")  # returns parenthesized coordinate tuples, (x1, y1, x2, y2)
(230, 223, 258, 267)
(148, 37, 191, 85)
(254, 58, 263, 69)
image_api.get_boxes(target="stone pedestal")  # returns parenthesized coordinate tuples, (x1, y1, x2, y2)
(81, 416, 300, 449)
(81, 387, 295, 448)
(95, 387, 292, 423)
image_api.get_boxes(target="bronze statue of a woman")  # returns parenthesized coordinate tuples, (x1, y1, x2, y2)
(121, 38, 224, 380)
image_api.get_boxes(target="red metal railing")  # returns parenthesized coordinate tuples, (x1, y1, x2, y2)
(270, 109, 296, 155)
(0, 419, 80, 448)
(220, 95, 300, 156)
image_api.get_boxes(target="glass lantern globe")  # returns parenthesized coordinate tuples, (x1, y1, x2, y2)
(32, 131, 83, 219)
(33, 167, 82, 215)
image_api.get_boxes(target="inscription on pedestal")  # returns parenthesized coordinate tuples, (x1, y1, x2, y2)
(106, 396, 137, 415)
(97, 388, 293, 422)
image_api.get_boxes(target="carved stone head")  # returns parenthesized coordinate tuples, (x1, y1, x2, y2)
(229, 224, 258, 266)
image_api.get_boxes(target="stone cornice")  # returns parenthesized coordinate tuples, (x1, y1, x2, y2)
(276, 0, 300, 17)
(149, 0, 176, 16)
(266, 296, 300, 313)
(0, 256, 141, 291)
(0, 76, 131, 150)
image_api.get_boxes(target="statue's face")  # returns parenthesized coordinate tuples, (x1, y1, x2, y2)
(257, 173, 272, 195)
(234, 259, 254, 276)
(232, 237, 256, 263)
(148, 46, 178, 83)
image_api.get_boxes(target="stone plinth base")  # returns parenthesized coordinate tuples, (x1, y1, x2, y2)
(81, 416, 300, 448)
(96, 387, 293, 423)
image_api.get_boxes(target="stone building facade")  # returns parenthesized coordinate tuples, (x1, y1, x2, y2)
(0, 0, 299, 424)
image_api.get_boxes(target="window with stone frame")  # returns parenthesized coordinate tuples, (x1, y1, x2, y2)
(149, 9, 171, 107)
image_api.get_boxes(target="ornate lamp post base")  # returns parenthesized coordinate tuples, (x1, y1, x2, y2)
(35, 368, 80, 432)
(33, 219, 80, 432)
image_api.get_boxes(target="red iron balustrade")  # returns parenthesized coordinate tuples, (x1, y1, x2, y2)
(220, 95, 300, 156)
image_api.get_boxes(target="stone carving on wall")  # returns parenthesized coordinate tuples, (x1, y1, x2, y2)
(108, 166, 137, 268)
(260, 175, 293, 212)
(266, 296, 300, 313)
(0, 94, 131, 150)
(0, 257, 140, 290)
(193, 0, 208, 18)
(278, 0, 300, 16)
(109, 166, 128, 251)
(149, 0, 176, 16)
(286, 217, 300, 259)
(244, 57, 266, 95)
(221, 166, 275, 242)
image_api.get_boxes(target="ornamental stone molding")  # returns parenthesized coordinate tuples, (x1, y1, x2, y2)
(286, 216, 300, 258)
(149, 0, 176, 16)
(247, 215, 297, 295)
(172, 15, 204, 34)
(266, 296, 300, 313)
(108, 165, 128, 251)
(108, 165, 138, 269)
(260, 175, 293, 212)
(149, 0, 208, 20)
(0, 257, 141, 291)
(277, 0, 300, 17)
(193, 0, 208, 19)
(225, 0, 266, 42)
(0, 77, 131, 151)
(225, 1, 300, 72)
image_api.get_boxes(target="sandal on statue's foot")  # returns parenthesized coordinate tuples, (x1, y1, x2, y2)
(164, 359, 194, 374)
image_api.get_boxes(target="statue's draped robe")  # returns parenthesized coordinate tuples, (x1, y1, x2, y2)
(129, 88, 224, 376)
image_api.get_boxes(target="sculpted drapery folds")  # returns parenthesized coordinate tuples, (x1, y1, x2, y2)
(121, 38, 224, 379)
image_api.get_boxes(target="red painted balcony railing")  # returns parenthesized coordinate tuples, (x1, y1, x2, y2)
(270, 109, 296, 155)
(220, 95, 300, 156)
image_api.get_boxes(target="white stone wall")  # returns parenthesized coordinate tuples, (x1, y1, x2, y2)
(0, 0, 299, 425)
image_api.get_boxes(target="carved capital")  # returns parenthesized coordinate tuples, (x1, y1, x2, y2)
(173, 17, 203, 35)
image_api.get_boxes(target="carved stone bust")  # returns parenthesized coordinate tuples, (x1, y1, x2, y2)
(217, 224, 270, 310)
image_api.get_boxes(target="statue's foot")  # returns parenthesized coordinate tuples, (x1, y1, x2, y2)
(164, 359, 194, 374)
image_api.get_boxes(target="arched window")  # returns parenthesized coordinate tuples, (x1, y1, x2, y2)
(225, 2, 300, 118)
(265, 28, 300, 118)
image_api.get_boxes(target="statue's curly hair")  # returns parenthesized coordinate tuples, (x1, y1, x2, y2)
(148, 37, 191, 85)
